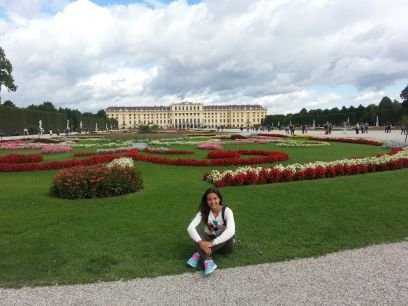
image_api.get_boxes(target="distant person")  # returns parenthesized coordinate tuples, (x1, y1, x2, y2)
(187, 188, 236, 276)
(364, 122, 369, 134)
(355, 123, 359, 134)
(401, 124, 406, 135)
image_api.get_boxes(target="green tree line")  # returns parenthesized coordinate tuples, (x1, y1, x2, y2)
(0, 101, 117, 135)
(264, 90, 408, 127)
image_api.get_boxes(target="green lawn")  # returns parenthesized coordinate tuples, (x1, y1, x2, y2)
(0, 141, 407, 288)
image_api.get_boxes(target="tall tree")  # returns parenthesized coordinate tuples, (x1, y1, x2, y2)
(3, 100, 16, 107)
(96, 109, 107, 119)
(38, 101, 57, 112)
(400, 84, 408, 101)
(0, 46, 17, 104)
(400, 84, 408, 113)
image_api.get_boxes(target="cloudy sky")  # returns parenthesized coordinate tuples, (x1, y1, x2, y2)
(0, 0, 407, 114)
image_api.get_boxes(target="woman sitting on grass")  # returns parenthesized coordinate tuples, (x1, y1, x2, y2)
(187, 187, 236, 276)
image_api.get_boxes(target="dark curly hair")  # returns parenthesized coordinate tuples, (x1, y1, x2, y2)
(199, 187, 223, 224)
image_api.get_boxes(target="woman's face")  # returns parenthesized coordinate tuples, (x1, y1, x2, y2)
(207, 192, 221, 210)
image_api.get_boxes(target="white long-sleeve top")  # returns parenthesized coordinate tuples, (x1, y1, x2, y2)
(187, 207, 235, 246)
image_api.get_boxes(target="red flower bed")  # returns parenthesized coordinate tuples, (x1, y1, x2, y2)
(211, 157, 408, 188)
(73, 149, 137, 158)
(389, 147, 403, 155)
(73, 151, 98, 157)
(0, 154, 43, 164)
(126, 149, 288, 167)
(0, 154, 123, 172)
(143, 148, 194, 154)
(207, 150, 240, 159)
(307, 137, 383, 146)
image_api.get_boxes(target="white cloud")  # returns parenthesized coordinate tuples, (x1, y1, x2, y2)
(0, 0, 407, 114)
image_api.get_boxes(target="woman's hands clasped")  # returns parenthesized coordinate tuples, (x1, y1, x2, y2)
(199, 240, 213, 256)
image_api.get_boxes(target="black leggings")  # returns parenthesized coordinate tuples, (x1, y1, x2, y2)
(195, 227, 234, 260)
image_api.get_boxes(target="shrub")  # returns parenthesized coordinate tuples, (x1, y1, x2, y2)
(51, 163, 143, 199)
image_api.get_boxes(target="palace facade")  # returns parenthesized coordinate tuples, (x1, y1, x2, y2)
(106, 102, 267, 129)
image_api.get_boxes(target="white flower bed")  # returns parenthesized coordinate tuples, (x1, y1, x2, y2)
(150, 139, 221, 145)
(61, 141, 133, 148)
(276, 140, 330, 147)
(205, 148, 408, 183)
(107, 157, 135, 169)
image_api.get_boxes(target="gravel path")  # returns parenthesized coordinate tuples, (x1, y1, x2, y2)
(1, 241, 407, 305)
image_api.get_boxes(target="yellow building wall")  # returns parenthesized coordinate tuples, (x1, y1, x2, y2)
(106, 103, 266, 129)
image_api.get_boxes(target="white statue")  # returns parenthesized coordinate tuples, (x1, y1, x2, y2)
(80, 121, 83, 129)
(66, 120, 70, 129)
(95, 123, 98, 131)
(39, 120, 42, 130)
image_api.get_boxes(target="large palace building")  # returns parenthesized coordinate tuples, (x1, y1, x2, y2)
(106, 102, 267, 129)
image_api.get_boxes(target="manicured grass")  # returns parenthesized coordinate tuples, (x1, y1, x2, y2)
(0, 141, 407, 288)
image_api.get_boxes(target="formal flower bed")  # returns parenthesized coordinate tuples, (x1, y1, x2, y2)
(233, 137, 279, 144)
(59, 140, 133, 148)
(204, 148, 408, 187)
(0, 140, 47, 150)
(73, 149, 134, 158)
(33, 138, 61, 144)
(0, 154, 124, 172)
(41, 145, 72, 154)
(0, 154, 43, 164)
(276, 140, 330, 147)
(143, 148, 194, 154)
(230, 135, 247, 140)
(126, 149, 288, 166)
(258, 133, 289, 138)
(207, 150, 240, 159)
(307, 137, 383, 146)
(150, 139, 220, 146)
(197, 143, 223, 150)
(106, 157, 135, 168)
(50, 162, 143, 199)
(73, 151, 98, 157)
